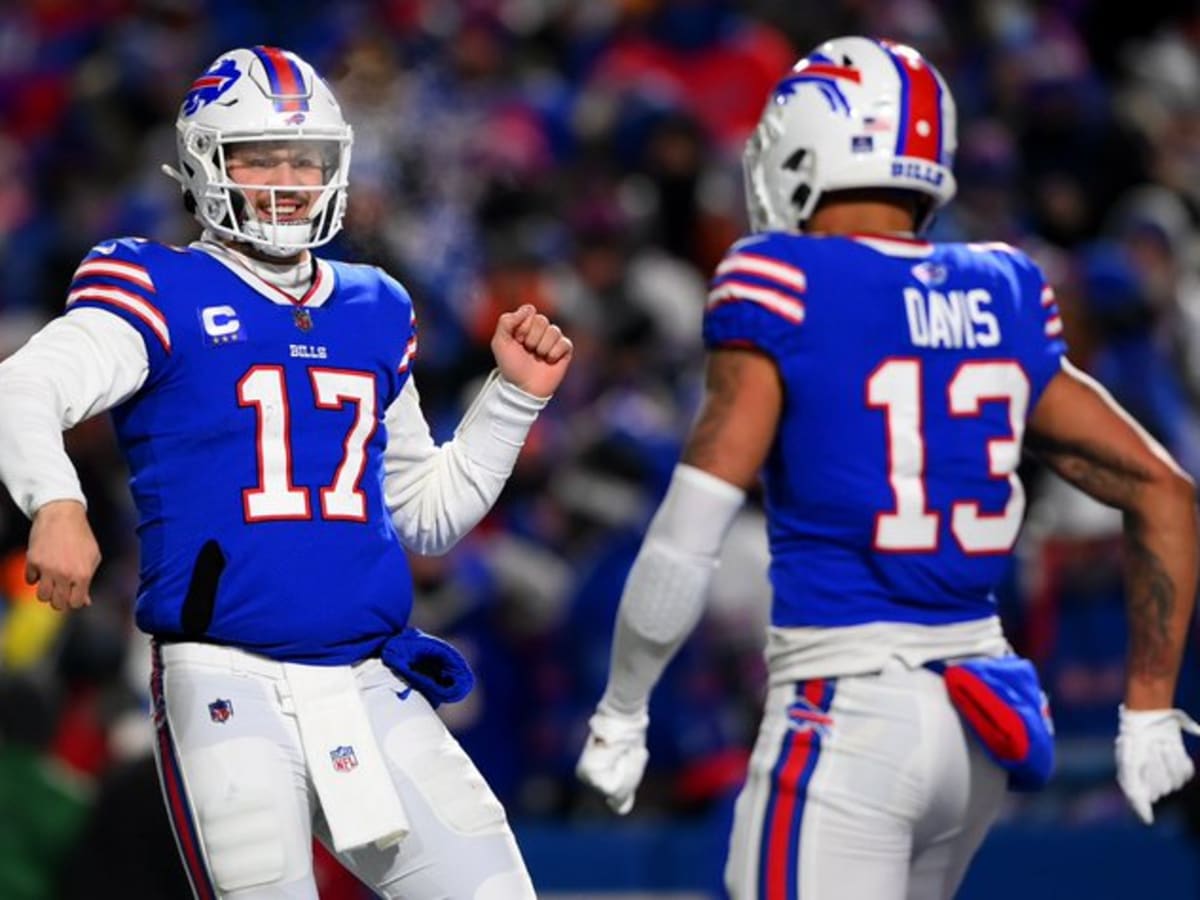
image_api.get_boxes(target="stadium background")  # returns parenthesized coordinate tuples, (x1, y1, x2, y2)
(3, 0, 1200, 896)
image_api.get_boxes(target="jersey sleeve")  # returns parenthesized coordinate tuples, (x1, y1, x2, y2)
(702, 234, 808, 361)
(370, 267, 419, 404)
(1005, 250, 1068, 403)
(399, 303, 417, 376)
(64, 238, 173, 373)
(374, 268, 417, 368)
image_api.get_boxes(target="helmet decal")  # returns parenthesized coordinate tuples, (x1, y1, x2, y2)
(773, 54, 861, 116)
(876, 40, 943, 164)
(250, 45, 311, 112)
(182, 58, 242, 117)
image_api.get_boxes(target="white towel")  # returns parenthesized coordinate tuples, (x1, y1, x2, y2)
(283, 662, 410, 851)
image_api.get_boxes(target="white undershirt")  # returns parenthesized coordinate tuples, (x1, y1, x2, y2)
(0, 241, 545, 555)
(200, 231, 317, 299)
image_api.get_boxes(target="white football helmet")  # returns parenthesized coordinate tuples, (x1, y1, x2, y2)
(163, 46, 353, 257)
(743, 36, 957, 235)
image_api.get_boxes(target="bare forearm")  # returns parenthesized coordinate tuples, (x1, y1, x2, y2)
(1030, 428, 1198, 707)
(680, 349, 781, 489)
(1123, 487, 1198, 707)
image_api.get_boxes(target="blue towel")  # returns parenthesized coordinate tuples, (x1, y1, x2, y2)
(381, 627, 475, 708)
(926, 655, 1055, 791)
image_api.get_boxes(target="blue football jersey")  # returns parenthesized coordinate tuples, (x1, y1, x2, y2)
(67, 238, 419, 663)
(704, 233, 1067, 628)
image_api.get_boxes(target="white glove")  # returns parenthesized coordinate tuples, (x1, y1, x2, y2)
(576, 703, 650, 815)
(1116, 705, 1200, 824)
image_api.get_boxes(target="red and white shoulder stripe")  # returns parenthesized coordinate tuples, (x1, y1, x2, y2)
(398, 308, 418, 373)
(1041, 285, 1063, 338)
(708, 252, 807, 324)
(67, 258, 170, 352)
(72, 258, 156, 292)
(715, 252, 807, 291)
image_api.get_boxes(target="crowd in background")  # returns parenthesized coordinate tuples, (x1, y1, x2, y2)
(4, 0, 1200, 896)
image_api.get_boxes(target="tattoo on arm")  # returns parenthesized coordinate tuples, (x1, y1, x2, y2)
(1025, 432, 1151, 509)
(1125, 527, 1176, 680)
(682, 354, 742, 471)
(1027, 430, 1182, 680)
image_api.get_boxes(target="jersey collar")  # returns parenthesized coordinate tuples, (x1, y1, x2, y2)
(847, 233, 934, 258)
(193, 240, 336, 308)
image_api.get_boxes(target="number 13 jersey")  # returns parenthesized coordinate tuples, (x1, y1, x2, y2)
(67, 238, 418, 663)
(704, 232, 1066, 631)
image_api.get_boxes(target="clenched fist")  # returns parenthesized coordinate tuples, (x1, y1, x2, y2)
(491, 304, 573, 398)
(576, 704, 650, 815)
(26, 499, 100, 611)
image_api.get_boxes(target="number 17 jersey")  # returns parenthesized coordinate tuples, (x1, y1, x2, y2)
(66, 237, 418, 663)
(703, 233, 1066, 629)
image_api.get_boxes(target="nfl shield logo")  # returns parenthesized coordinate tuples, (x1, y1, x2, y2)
(330, 745, 358, 773)
(208, 699, 234, 723)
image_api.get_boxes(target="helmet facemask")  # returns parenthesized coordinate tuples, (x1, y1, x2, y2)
(197, 134, 350, 257)
(742, 105, 819, 233)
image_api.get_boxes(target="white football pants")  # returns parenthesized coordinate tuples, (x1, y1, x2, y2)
(150, 641, 535, 900)
(725, 663, 1007, 900)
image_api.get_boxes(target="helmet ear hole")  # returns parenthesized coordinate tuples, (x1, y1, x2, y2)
(790, 184, 811, 212)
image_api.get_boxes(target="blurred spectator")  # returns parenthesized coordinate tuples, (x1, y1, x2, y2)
(0, 673, 91, 900)
(1075, 241, 1200, 475)
(57, 752, 191, 900)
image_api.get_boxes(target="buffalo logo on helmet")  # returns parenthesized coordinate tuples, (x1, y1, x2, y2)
(773, 53, 861, 116)
(182, 58, 242, 117)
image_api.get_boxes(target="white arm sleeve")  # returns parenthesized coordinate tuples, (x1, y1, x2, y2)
(601, 464, 745, 716)
(382, 370, 547, 555)
(0, 308, 149, 518)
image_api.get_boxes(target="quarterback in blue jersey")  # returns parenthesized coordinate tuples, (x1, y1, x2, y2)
(0, 47, 571, 899)
(578, 36, 1200, 899)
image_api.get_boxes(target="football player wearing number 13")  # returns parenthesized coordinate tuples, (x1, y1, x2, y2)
(0, 47, 570, 899)
(577, 36, 1200, 899)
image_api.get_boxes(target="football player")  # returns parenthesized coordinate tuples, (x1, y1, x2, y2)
(0, 46, 571, 899)
(577, 36, 1199, 899)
